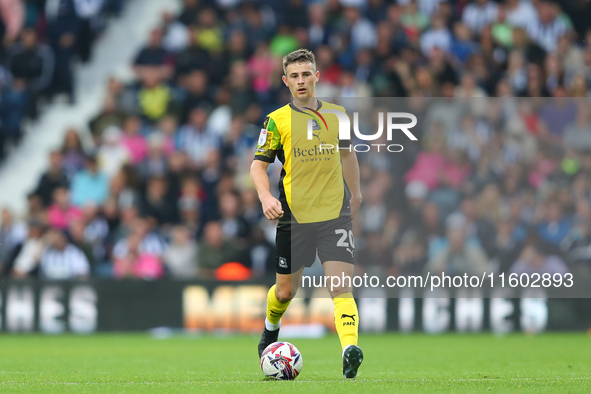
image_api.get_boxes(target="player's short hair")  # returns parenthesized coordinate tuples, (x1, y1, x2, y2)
(282, 49, 316, 75)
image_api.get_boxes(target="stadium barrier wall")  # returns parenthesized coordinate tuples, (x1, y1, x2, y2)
(0, 280, 590, 334)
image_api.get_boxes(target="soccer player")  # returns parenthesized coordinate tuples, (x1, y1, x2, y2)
(251, 49, 363, 379)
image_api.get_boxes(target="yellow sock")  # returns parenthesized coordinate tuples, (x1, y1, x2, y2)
(333, 293, 359, 351)
(266, 285, 291, 326)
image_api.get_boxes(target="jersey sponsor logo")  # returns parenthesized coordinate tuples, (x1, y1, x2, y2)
(258, 129, 269, 146)
(292, 145, 335, 159)
(278, 257, 288, 269)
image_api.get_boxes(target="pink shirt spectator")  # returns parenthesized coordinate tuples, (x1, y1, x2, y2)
(0, 0, 24, 41)
(114, 253, 164, 280)
(405, 151, 446, 190)
(162, 135, 175, 156)
(442, 161, 472, 188)
(121, 134, 149, 165)
(248, 54, 274, 93)
(47, 204, 84, 230)
(528, 157, 555, 188)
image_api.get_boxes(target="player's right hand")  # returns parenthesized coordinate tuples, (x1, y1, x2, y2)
(261, 194, 284, 220)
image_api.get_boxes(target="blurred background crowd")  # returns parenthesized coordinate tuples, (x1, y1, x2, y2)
(0, 0, 590, 282)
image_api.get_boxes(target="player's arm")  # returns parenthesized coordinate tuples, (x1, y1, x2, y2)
(251, 116, 284, 220)
(250, 160, 284, 220)
(340, 149, 362, 218)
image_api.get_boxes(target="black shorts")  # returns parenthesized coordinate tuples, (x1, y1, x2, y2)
(275, 216, 355, 275)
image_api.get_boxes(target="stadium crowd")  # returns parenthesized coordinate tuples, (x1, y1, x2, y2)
(0, 0, 590, 282)
(0, 0, 126, 161)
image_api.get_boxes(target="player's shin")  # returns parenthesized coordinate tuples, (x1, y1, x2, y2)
(333, 292, 359, 352)
(265, 284, 291, 330)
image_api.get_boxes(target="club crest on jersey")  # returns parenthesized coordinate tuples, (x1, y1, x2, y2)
(310, 119, 321, 130)
(258, 129, 269, 146)
(279, 257, 288, 268)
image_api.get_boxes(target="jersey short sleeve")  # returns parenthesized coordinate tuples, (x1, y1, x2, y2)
(254, 115, 281, 163)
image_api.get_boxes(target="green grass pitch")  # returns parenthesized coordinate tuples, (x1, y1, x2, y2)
(0, 333, 589, 393)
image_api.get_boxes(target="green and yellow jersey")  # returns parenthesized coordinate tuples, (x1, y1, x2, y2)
(254, 100, 351, 224)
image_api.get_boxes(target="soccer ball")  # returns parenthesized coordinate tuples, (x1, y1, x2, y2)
(260, 341, 303, 380)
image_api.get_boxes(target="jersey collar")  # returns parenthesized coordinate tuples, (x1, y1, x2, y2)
(289, 98, 323, 113)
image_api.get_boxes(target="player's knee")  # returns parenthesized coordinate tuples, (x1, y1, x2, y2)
(275, 286, 294, 303)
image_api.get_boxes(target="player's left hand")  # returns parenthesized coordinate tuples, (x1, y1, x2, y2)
(350, 195, 362, 219)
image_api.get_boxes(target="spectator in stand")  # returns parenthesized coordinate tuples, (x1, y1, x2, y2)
(1, 72, 27, 148)
(247, 42, 275, 103)
(163, 225, 198, 278)
(137, 71, 175, 123)
(81, 203, 109, 264)
(72, 0, 105, 63)
(38, 228, 90, 280)
(121, 116, 148, 165)
(492, 216, 525, 274)
(248, 226, 275, 278)
(307, 2, 331, 50)
(113, 231, 164, 280)
(68, 218, 95, 272)
(197, 221, 239, 279)
(405, 134, 447, 190)
(194, 7, 223, 53)
(0, 0, 24, 44)
(563, 103, 591, 152)
(425, 212, 489, 277)
(180, 69, 211, 124)
(6, 28, 54, 119)
(112, 216, 164, 255)
(510, 235, 569, 275)
(12, 220, 46, 278)
(34, 150, 70, 207)
(462, 0, 498, 34)
(505, 0, 538, 29)
(536, 198, 571, 247)
(458, 195, 496, 258)
(174, 28, 211, 81)
(227, 60, 257, 115)
(61, 128, 88, 179)
(176, 106, 219, 169)
(97, 126, 130, 179)
(140, 175, 179, 226)
(450, 22, 478, 66)
(89, 94, 127, 143)
(154, 115, 178, 156)
(0, 207, 27, 275)
(137, 132, 168, 180)
(356, 231, 393, 277)
(219, 191, 250, 245)
(342, 6, 378, 53)
(401, 1, 430, 36)
(393, 229, 428, 277)
(562, 213, 591, 278)
(420, 13, 451, 55)
(47, 186, 83, 230)
(526, 0, 570, 53)
(70, 155, 109, 207)
(161, 11, 190, 54)
(133, 28, 173, 82)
